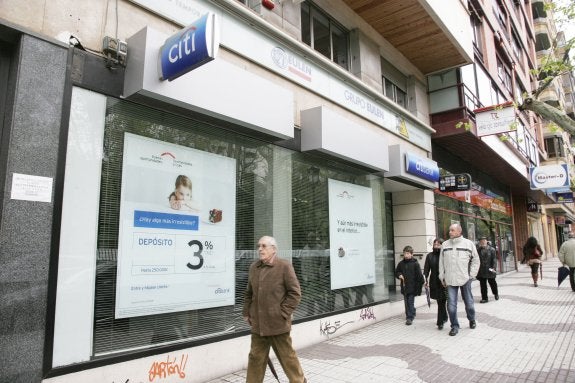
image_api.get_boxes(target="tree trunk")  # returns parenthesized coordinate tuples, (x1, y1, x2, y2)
(521, 98, 575, 135)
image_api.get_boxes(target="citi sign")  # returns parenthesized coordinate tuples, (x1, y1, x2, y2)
(159, 12, 220, 82)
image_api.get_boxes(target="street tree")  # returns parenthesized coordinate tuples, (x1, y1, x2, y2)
(519, 1, 575, 134)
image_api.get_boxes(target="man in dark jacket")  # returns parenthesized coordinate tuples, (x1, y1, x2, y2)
(395, 245, 424, 326)
(243, 236, 306, 383)
(476, 236, 499, 303)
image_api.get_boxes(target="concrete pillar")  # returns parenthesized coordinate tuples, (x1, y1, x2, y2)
(392, 189, 436, 268)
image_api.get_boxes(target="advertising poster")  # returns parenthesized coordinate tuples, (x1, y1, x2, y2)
(115, 133, 236, 319)
(328, 179, 375, 289)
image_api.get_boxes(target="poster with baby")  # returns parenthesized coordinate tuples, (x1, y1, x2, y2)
(115, 133, 236, 319)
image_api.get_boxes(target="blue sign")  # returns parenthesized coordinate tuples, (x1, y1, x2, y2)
(405, 153, 439, 182)
(134, 210, 199, 231)
(556, 192, 574, 203)
(159, 12, 219, 81)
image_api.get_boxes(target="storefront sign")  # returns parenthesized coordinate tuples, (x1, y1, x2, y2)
(439, 173, 472, 192)
(530, 164, 570, 190)
(328, 179, 375, 290)
(526, 200, 538, 212)
(159, 12, 219, 81)
(474, 102, 515, 137)
(405, 153, 439, 182)
(556, 192, 574, 203)
(115, 133, 236, 318)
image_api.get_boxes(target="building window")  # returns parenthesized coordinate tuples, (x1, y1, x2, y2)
(497, 57, 512, 93)
(471, 13, 484, 61)
(545, 136, 565, 158)
(301, 2, 350, 70)
(494, 1, 509, 40)
(381, 57, 408, 109)
(383, 77, 407, 108)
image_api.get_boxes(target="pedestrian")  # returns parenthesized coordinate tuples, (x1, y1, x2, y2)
(558, 232, 575, 291)
(522, 236, 543, 287)
(424, 238, 448, 329)
(438, 223, 480, 336)
(395, 245, 424, 326)
(476, 236, 499, 302)
(243, 236, 307, 383)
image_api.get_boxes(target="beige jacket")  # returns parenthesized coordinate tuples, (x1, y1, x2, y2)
(438, 235, 480, 286)
(558, 238, 575, 267)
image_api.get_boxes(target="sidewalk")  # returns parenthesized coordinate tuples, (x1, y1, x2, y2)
(209, 256, 575, 383)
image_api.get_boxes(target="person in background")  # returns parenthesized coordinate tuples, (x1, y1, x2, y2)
(476, 236, 499, 303)
(243, 236, 307, 383)
(424, 238, 448, 330)
(395, 245, 424, 326)
(439, 223, 480, 336)
(558, 232, 575, 292)
(522, 236, 543, 287)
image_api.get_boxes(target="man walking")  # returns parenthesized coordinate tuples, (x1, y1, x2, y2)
(476, 236, 499, 303)
(243, 236, 307, 383)
(439, 223, 480, 336)
(558, 232, 575, 291)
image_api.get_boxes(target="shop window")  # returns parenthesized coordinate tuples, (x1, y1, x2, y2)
(301, 2, 350, 70)
(85, 98, 390, 357)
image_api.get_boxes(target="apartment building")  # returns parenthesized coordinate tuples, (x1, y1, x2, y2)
(427, 0, 574, 272)
(0, 1, 472, 382)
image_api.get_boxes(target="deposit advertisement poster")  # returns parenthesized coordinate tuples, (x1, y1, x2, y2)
(115, 133, 236, 319)
(328, 179, 375, 290)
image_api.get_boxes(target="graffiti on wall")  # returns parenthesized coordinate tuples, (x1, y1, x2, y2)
(148, 354, 189, 382)
(359, 306, 376, 320)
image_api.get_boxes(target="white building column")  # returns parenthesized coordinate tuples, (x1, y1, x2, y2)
(392, 189, 437, 268)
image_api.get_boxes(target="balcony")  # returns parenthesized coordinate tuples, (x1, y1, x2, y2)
(341, 0, 473, 74)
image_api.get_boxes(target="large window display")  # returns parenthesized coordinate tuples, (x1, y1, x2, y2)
(81, 97, 392, 357)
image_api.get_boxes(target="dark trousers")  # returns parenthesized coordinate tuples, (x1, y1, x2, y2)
(477, 277, 499, 300)
(247, 332, 305, 383)
(570, 268, 575, 291)
(436, 295, 448, 326)
(403, 293, 416, 320)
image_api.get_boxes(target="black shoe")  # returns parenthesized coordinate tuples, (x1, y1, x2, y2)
(406, 319, 413, 325)
(449, 328, 458, 336)
(438, 324, 443, 330)
(470, 320, 476, 329)
(495, 295, 499, 300)
(534, 282, 538, 287)
(480, 299, 488, 303)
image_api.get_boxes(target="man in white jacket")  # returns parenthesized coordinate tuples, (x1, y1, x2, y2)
(558, 232, 575, 291)
(438, 223, 480, 336)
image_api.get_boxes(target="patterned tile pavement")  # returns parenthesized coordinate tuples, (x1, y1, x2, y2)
(209, 256, 575, 383)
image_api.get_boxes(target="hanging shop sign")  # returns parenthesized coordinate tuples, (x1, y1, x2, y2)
(530, 164, 570, 190)
(159, 12, 220, 81)
(115, 133, 236, 319)
(556, 192, 574, 203)
(474, 101, 516, 137)
(405, 153, 440, 182)
(439, 173, 472, 192)
(526, 199, 538, 212)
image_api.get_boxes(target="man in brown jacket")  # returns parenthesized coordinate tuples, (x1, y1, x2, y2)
(243, 236, 306, 383)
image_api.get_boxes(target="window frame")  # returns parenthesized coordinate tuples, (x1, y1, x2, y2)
(301, 2, 350, 70)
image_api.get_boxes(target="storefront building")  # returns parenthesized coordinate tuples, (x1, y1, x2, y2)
(427, 0, 563, 270)
(0, 1, 473, 382)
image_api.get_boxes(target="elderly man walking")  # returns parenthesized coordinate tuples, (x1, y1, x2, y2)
(439, 223, 480, 336)
(558, 232, 575, 291)
(243, 236, 307, 383)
